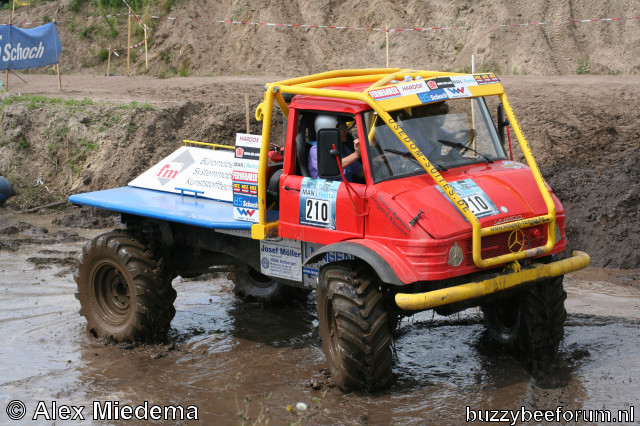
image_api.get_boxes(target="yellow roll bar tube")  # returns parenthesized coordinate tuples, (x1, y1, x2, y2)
(395, 251, 591, 311)
(250, 69, 560, 271)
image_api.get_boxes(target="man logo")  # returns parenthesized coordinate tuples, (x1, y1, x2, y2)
(508, 229, 526, 253)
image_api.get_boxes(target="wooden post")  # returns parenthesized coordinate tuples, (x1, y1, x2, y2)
(56, 63, 61, 90)
(470, 54, 477, 152)
(54, 19, 61, 91)
(107, 48, 112, 76)
(385, 24, 389, 68)
(144, 25, 148, 71)
(245, 93, 250, 134)
(127, 7, 131, 76)
(5, 0, 15, 91)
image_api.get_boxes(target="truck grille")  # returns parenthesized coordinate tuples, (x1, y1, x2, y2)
(463, 224, 548, 266)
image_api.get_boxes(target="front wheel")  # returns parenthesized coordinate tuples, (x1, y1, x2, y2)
(317, 261, 392, 391)
(482, 276, 567, 366)
(74, 231, 176, 342)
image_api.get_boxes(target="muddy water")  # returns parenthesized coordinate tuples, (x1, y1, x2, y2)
(1, 212, 639, 425)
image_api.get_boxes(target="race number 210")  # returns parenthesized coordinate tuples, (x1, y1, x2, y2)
(305, 198, 330, 224)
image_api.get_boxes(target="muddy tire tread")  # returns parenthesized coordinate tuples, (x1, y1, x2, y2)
(74, 231, 176, 342)
(317, 261, 392, 391)
(482, 275, 567, 365)
(517, 276, 567, 361)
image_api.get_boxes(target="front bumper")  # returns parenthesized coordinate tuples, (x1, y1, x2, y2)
(395, 251, 590, 310)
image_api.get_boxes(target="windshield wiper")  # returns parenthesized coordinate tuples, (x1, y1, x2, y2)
(383, 149, 448, 171)
(437, 140, 494, 164)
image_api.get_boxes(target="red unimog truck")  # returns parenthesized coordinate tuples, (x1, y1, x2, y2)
(69, 69, 590, 391)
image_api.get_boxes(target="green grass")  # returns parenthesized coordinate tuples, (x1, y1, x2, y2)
(119, 101, 155, 110)
(16, 136, 30, 150)
(576, 57, 591, 75)
(1, 95, 96, 110)
(2, 94, 154, 111)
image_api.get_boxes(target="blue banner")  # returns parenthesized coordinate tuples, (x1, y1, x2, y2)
(0, 22, 62, 70)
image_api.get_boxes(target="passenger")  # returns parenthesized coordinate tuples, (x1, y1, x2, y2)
(308, 115, 364, 182)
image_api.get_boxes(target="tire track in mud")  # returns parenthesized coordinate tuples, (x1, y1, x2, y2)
(540, 0, 582, 74)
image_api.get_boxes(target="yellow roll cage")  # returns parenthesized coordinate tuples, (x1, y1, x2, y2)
(250, 69, 557, 270)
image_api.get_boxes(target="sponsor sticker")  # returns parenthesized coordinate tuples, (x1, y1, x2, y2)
(396, 80, 430, 96)
(473, 73, 500, 85)
(417, 89, 449, 104)
(500, 161, 524, 169)
(260, 239, 302, 281)
(437, 179, 500, 219)
(444, 86, 471, 99)
(129, 146, 234, 202)
(369, 86, 401, 100)
(233, 133, 261, 222)
(450, 75, 479, 87)
(426, 77, 455, 89)
(299, 178, 340, 229)
(301, 242, 354, 286)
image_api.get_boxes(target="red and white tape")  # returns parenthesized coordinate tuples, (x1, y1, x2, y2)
(3, 13, 639, 33)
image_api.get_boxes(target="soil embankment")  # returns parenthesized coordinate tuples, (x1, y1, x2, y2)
(1, 74, 638, 268)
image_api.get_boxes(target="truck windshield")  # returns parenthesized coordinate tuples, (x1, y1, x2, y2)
(363, 97, 507, 182)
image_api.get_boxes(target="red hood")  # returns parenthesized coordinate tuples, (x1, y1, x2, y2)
(376, 161, 561, 239)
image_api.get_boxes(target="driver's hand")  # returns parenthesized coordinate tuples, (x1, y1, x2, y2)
(353, 138, 361, 157)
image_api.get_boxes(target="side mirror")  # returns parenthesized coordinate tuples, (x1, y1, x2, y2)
(497, 103, 509, 145)
(317, 128, 342, 179)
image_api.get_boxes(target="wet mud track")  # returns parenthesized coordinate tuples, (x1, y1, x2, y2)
(0, 212, 639, 425)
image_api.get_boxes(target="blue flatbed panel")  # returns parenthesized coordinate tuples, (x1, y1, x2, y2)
(69, 187, 278, 230)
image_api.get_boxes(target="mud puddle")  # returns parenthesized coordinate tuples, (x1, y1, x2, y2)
(1, 211, 639, 425)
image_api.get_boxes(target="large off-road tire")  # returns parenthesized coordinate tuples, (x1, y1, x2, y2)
(317, 261, 393, 391)
(228, 267, 308, 304)
(74, 231, 176, 342)
(482, 276, 567, 365)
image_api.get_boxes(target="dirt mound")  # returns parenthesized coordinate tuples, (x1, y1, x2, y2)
(1, 74, 638, 268)
(504, 76, 640, 268)
(1, 0, 640, 77)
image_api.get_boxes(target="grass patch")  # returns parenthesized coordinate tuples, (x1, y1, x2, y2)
(16, 136, 30, 150)
(576, 57, 591, 75)
(1, 95, 95, 110)
(98, 48, 110, 63)
(120, 101, 155, 110)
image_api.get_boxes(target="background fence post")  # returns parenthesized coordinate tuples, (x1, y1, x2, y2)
(386, 24, 389, 68)
(107, 48, 112, 76)
(127, 7, 131, 76)
(245, 93, 250, 134)
(144, 25, 148, 71)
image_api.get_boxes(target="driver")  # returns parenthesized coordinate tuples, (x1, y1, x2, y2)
(411, 100, 454, 158)
(372, 101, 459, 180)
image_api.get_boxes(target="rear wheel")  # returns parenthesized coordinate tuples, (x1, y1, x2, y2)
(74, 231, 176, 341)
(228, 266, 308, 304)
(482, 276, 567, 365)
(317, 261, 392, 391)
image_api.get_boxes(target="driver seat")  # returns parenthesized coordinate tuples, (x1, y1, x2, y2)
(295, 113, 316, 177)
